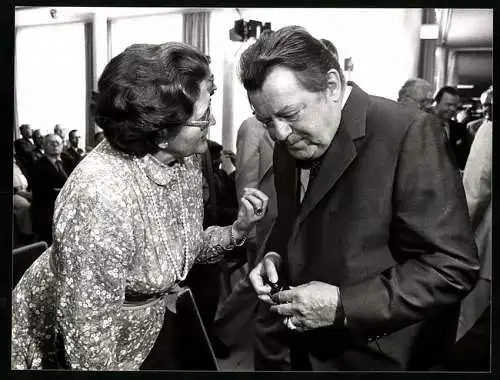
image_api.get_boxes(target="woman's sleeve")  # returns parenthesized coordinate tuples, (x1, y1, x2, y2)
(53, 186, 134, 370)
(195, 225, 234, 264)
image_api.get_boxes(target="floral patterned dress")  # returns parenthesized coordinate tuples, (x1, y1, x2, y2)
(11, 140, 232, 370)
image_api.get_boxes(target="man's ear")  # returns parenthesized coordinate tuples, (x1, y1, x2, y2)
(326, 69, 343, 102)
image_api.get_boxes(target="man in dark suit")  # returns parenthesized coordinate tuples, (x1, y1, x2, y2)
(31, 133, 68, 245)
(241, 26, 479, 371)
(61, 129, 85, 175)
(14, 124, 36, 185)
(32, 129, 45, 162)
(432, 86, 471, 170)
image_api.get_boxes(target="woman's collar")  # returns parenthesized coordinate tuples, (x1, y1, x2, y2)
(138, 154, 185, 186)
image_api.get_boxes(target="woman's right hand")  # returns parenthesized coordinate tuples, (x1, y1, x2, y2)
(249, 251, 282, 304)
(233, 187, 269, 234)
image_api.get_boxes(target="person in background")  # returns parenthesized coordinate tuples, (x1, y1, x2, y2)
(13, 153, 33, 246)
(91, 131, 105, 149)
(397, 78, 434, 111)
(432, 86, 471, 170)
(221, 150, 236, 181)
(467, 86, 493, 142)
(243, 25, 478, 371)
(213, 116, 279, 360)
(12, 42, 268, 370)
(61, 129, 85, 175)
(445, 104, 492, 371)
(54, 124, 68, 148)
(14, 124, 36, 186)
(30, 133, 68, 245)
(32, 129, 45, 162)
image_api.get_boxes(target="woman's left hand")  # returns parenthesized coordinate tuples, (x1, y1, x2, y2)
(234, 187, 269, 232)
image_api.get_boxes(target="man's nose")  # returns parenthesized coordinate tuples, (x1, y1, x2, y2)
(272, 119, 293, 142)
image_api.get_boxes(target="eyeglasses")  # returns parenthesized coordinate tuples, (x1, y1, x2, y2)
(185, 106, 215, 131)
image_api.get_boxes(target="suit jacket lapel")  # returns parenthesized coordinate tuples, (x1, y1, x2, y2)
(258, 132, 275, 186)
(293, 83, 370, 233)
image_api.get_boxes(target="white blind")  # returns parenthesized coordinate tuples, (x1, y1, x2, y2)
(15, 22, 87, 142)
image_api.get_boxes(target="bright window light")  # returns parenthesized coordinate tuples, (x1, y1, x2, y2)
(16, 22, 87, 143)
(109, 13, 183, 58)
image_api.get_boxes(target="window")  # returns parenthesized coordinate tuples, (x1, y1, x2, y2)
(109, 13, 183, 59)
(15, 22, 87, 142)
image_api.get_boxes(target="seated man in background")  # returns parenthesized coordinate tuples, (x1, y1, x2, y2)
(397, 78, 434, 111)
(31, 134, 68, 245)
(31, 129, 45, 162)
(61, 129, 85, 175)
(14, 124, 36, 187)
(243, 26, 478, 371)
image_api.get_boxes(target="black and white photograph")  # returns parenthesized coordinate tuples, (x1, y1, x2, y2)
(9, 6, 493, 372)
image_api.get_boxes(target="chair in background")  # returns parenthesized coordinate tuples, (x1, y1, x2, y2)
(12, 241, 48, 288)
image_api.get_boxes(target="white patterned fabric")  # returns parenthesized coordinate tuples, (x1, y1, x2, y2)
(11, 140, 232, 370)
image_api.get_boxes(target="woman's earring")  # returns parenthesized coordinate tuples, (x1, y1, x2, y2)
(158, 141, 169, 149)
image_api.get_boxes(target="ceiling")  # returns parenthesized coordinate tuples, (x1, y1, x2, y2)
(445, 8, 493, 48)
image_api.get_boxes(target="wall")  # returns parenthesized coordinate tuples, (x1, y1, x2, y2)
(15, 7, 423, 152)
(217, 8, 423, 151)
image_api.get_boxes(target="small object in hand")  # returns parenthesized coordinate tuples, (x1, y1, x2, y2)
(266, 279, 285, 295)
(255, 207, 264, 216)
(284, 316, 298, 330)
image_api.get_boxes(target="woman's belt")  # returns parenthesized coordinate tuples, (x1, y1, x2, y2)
(124, 292, 165, 304)
(124, 284, 183, 306)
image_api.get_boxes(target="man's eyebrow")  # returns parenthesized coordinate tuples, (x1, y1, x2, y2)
(276, 103, 304, 115)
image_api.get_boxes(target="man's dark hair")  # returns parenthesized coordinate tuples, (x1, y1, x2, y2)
(93, 42, 210, 157)
(434, 86, 459, 103)
(19, 124, 30, 134)
(239, 26, 344, 92)
(68, 130, 78, 139)
(320, 38, 339, 61)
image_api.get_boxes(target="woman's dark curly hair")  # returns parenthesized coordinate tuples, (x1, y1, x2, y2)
(92, 42, 210, 157)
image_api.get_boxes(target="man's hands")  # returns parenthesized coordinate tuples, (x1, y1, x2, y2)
(270, 281, 342, 332)
(249, 251, 282, 304)
(249, 253, 343, 332)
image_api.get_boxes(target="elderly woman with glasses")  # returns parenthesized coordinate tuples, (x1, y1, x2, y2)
(11, 42, 268, 370)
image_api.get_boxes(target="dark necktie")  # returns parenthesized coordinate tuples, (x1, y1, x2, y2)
(56, 160, 68, 178)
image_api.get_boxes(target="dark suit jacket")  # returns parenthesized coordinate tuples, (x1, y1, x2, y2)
(447, 120, 471, 170)
(31, 156, 68, 243)
(264, 83, 479, 370)
(14, 138, 36, 183)
(61, 147, 85, 175)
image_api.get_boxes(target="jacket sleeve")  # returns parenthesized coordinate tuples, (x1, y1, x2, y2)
(462, 121, 492, 230)
(53, 185, 134, 370)
(340, 112, 480, 339)
(235, 119, 264, 202)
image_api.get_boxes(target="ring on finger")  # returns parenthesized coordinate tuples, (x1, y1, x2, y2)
(255, 207, 264, 216)
(284, 316, 298, 330)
